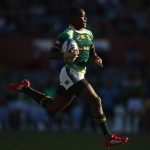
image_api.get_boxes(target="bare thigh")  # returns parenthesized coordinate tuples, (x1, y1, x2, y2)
(46, 86, 75, 114)
(79, 84, 99, 102)
(46, 95, 75, 114)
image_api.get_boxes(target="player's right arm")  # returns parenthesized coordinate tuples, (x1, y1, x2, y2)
(48, 41, 78, 61)
(48, 26, 78, 61)
(48, 40, 64, 60)
(48, 30, 78, 61)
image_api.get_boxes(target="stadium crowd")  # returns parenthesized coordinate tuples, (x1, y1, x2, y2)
(0, 49, 150, 133)
(0, 0, 150, 133)
(0, 0, 149, 37)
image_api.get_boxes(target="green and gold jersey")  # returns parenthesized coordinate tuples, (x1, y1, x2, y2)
(56, 26, 94, 72)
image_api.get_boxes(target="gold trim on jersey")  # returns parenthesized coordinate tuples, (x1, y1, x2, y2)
(68, 25, 93, 38)
(79, 46, 90, 51)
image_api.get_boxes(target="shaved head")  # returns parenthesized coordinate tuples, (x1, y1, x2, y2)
(69, 7, 84, 19)
(69, 7, 87, 30)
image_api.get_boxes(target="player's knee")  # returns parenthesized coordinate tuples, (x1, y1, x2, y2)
(48, 109, 57, 115)
(40, 96, 51, 107)
(46, 103, 60, 115)
(45, 106, 58, 115)
(40, 96, 56, 115)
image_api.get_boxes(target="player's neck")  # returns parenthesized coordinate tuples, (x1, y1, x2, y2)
(69, 24, 84, 31)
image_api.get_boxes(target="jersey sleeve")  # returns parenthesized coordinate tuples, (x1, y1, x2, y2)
(52, 29, 74, 51)
(89, 30, 94, 41)
(89, 30, 96, 57)
(89, 30, 94, 49)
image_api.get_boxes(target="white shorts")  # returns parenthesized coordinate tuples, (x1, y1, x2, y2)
(59, 66, 86, 90)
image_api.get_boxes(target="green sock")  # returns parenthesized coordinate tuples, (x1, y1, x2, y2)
(95, 114, 112, 137)
(100, 120, 112, 137)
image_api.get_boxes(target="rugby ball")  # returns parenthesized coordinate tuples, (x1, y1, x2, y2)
(61, 39, 79, 62)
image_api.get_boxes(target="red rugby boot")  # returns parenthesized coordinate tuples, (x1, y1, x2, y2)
(105, 133, 129, 148)
(7, 79, 30, 92)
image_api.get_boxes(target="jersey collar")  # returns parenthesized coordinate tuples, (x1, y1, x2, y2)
(69, 25, 86, 33)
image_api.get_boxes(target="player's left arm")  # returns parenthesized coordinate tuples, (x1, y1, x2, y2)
(90, 45, 103, 68)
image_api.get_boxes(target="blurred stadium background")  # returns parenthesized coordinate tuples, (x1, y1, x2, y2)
(0, 0, 150, 149)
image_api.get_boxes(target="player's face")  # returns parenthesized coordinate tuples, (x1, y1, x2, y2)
(74, 9, 87, 30)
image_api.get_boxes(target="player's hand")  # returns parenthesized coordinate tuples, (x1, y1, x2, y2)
(95, 56, 103, 68)
(63, 47, 79, 61)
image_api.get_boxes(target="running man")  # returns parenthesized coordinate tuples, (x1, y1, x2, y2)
(7, 7, 128, 148)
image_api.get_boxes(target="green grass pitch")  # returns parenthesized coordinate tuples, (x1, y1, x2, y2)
(0, 131, 149, 150)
